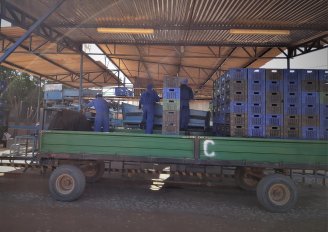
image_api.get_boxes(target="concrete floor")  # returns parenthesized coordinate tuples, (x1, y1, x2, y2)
(0, 168, 327, 232)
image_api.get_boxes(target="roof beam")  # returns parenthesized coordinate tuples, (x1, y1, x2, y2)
(0, 0, 66, 63)
(195, 47, 236, 94)
(51, 23, 328, 31)
(97, 44, 132, 82)
(0, 0, 80, 51)
(287, 35, 328, 58)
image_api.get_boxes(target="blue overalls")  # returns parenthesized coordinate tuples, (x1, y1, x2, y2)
(87, 97, 110, 132)
(180, 84, 194, 130)
(139, 89, 160, 134)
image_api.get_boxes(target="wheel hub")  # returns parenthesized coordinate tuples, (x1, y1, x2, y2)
(56, 174, 75, 194)
(268, 183, 291, 206)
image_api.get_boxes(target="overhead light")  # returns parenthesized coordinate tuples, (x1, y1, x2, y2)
(97, 27, 154, 34)
(229, 29, 290, 35)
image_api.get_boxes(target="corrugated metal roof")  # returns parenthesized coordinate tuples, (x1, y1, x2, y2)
(1, 0, 327, 98)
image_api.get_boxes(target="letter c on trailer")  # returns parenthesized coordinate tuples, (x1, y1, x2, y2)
(203, 139, 215, 157)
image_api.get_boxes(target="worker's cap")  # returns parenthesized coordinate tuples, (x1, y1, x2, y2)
(181, 78, 188, 85)
(96, 93, 103, 97)
(146, 83, 153, 90)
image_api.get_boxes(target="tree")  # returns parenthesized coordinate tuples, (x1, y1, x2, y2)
(0, 65, 42, 123)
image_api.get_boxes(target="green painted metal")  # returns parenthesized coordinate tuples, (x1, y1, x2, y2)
(40, 131, 194, 159)
(40, 131, 328, 167)
(199, 137, 328, 165)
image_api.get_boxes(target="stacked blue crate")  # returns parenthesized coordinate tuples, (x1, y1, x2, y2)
(301, 70, 319, 139)
(225, 69, 248, 137)
(162, 76, 180, 135)
(283, 69, 301, 138)
(215, 74, 228, 136)
(247, 69, 265, 137)
(265, 69, 283, 138)
(319, 70, 328, 140)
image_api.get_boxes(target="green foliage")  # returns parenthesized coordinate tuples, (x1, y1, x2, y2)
(0, 65, 43, 122)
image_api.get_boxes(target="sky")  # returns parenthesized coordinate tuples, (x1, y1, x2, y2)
(261, 48, 328, 70)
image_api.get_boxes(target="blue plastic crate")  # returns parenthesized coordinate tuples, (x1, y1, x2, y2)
(226, 68, 247, 81)
(248, 114, 265, 126)
(248, 125, 265, 137)
(320, 110, 328, 127)
(302, 126, 319, 140)
(248, 82, 265, 92)
(320, 104, 328, 116)
(319, 127, 328, 140)
(248, 68, 265, 82)
(284, 105, 300, 115)
(266, 114, 283, 126)
(248, 103, 265, 114)
(319, 70, 328, 92)
(163, 88, 180, 99)
(283, 69, 300, 82)
(302, 104, 319, 115)
(248, 91, 265, 104)
(227, 101, 247, 114)
(301, 69, 318, 81)
(285, 104, 300, 115)
(319, 70, 328, 82)
(301, 92, 319, 107)
(44, 91, 62, 100)
(284, 92, 300, 105)
(284, 70, 301, 93)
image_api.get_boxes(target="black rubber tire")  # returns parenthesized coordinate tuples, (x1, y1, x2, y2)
(256, 174, 298, 213)
(49, 164, 86, 202)
(235, 167, 262, 191)
(83, 161, 105, 183)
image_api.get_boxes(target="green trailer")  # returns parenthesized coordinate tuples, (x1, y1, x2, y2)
(38, 130, 328, 213)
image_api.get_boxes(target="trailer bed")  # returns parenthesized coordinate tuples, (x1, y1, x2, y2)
(39, 131, 328, 170)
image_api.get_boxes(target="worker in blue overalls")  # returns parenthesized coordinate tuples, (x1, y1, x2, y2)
(180, 78, 194, 133)
(86, 93, 110, 132)
(139, 83, 160, 134)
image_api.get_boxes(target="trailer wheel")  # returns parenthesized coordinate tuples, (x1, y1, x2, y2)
(256, 174, 298, 213)
(82, 161, 105, 183)
(235, 167, 264, 191)
(49, 164, 86, 202)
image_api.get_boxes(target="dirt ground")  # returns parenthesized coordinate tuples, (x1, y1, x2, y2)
(0, 168, 327, 232)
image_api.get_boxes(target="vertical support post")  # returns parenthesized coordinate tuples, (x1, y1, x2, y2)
(36, 76, 41, 123)
(79, 52, 83, 111)
(0, 0, 66, 63)
(287, 57, 290, 69)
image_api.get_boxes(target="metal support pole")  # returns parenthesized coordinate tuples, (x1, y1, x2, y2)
(287, 57, 290, 69)
(0, 0, 66, 63)
(36, 76, 41, 123)
(79, 52, 83, 111)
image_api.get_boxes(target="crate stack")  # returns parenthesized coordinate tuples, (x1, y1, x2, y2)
(301, 70, 320, 139)
(162, 76, 180, 135)
(247, 69, 265, 137)
(214, 73, 228, 135)
(283, 70, 302, 139)
(265, 70, 284, 138)
(319, 70, 328, 140)
(221, 69, 248, 137)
